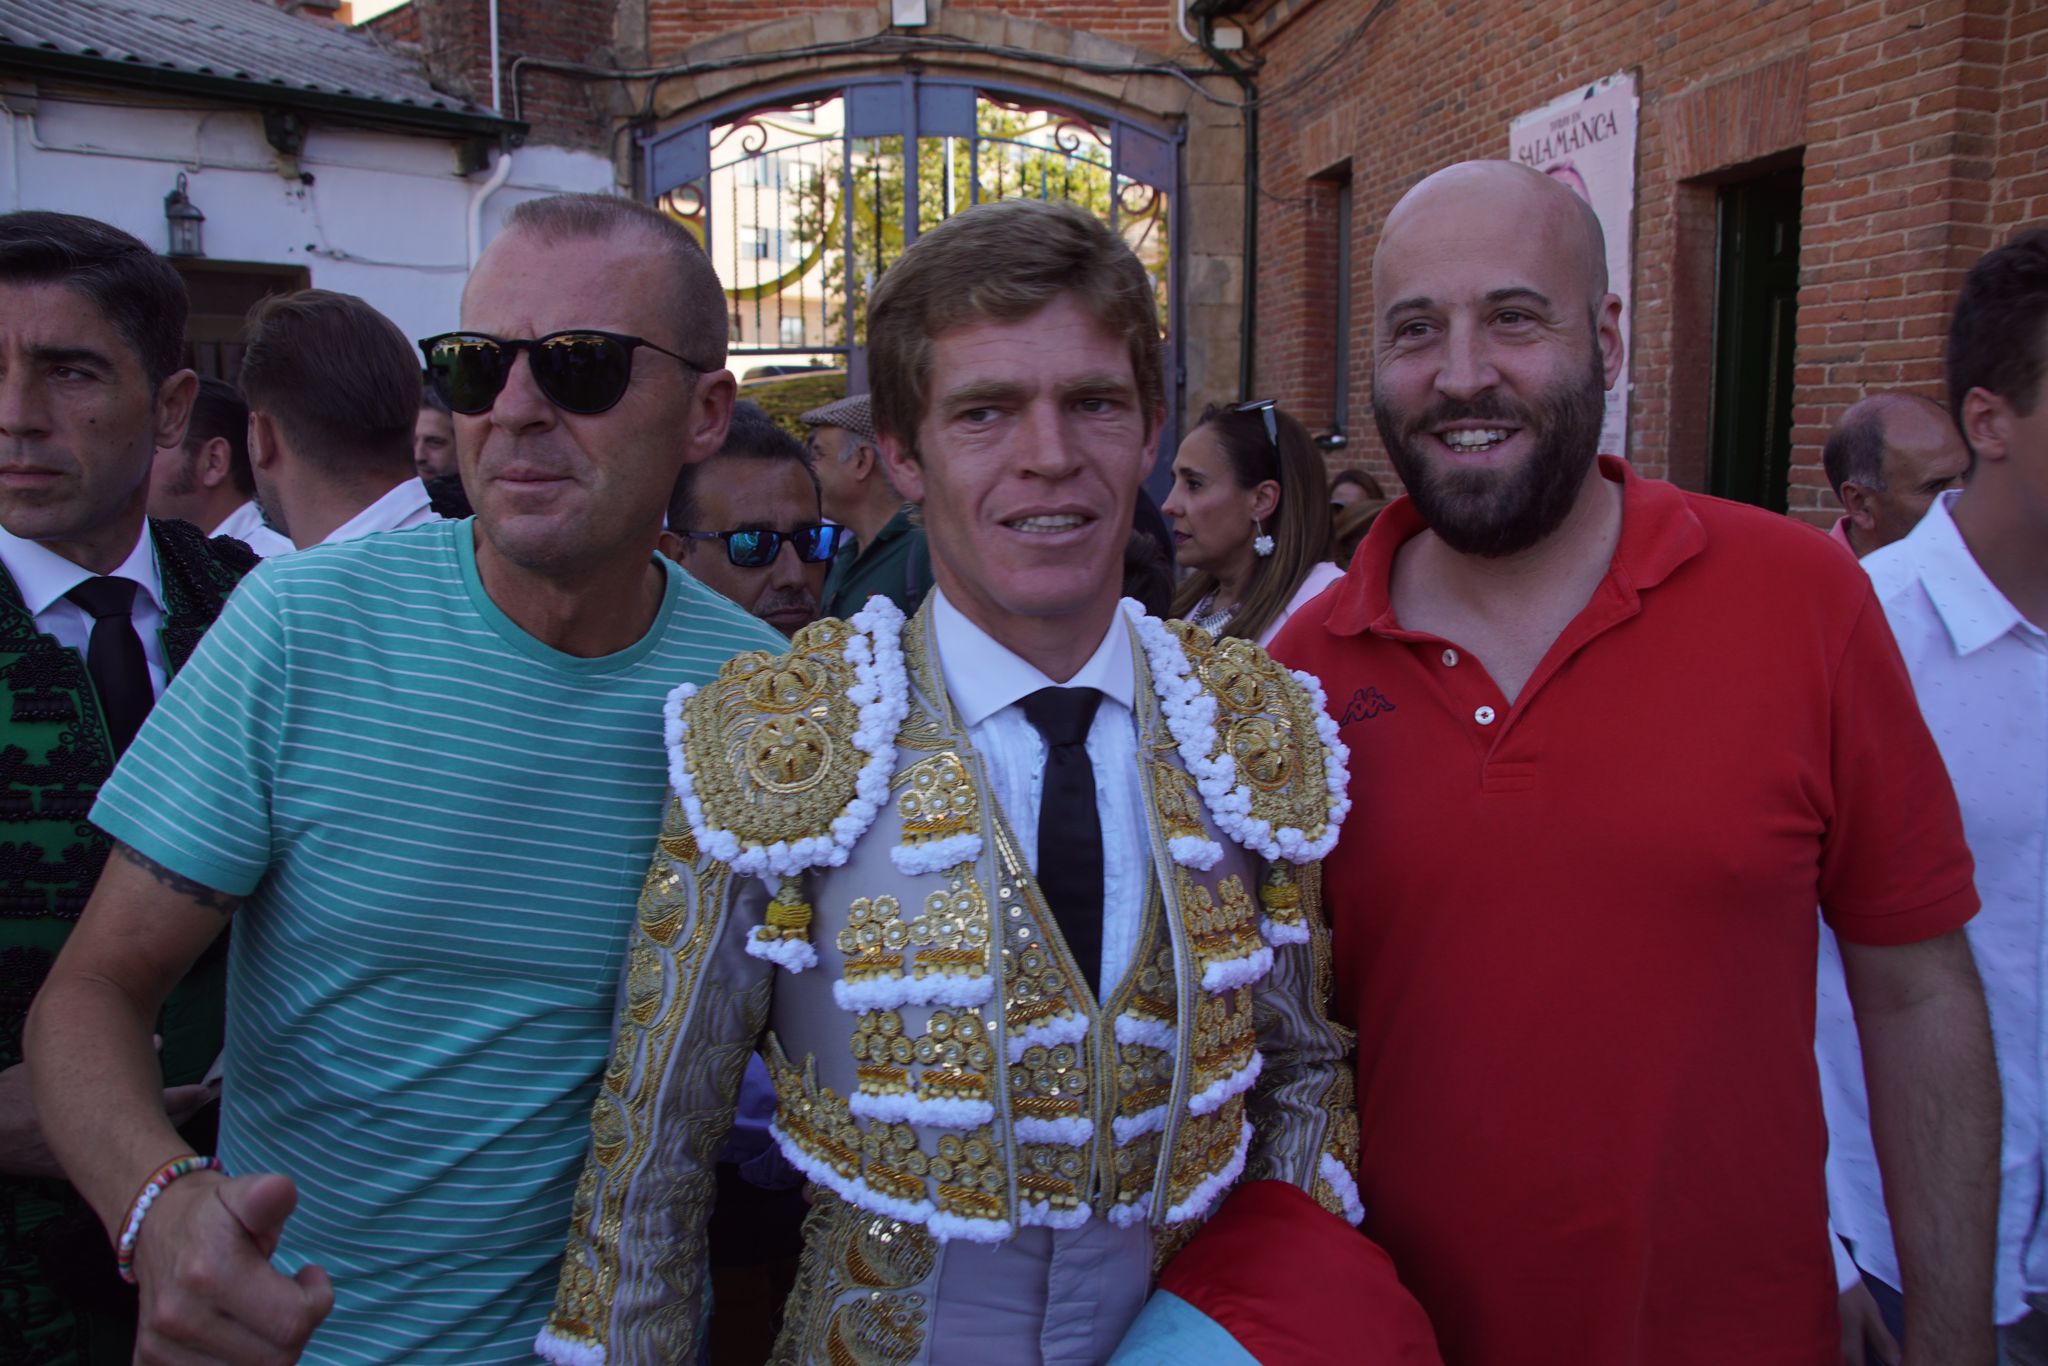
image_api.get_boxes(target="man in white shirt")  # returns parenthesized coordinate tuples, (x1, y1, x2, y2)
(147, 376, 294, 557)
(538, 197, 1362, 1366)
(239, 289, 437, 550)
(0, 210, 258, 1364)
(1820, 227, 2048, 1363)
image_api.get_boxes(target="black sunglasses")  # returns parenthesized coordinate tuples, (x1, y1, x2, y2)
(679, 524, 850, 568)
(417, 330, 709, 416)
(1234, 397, 1280, 449)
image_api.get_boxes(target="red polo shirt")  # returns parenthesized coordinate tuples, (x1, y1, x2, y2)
(1269, 458, 1976, 1366)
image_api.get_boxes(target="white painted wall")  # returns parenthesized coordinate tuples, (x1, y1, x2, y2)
(0, 90, 615, 341)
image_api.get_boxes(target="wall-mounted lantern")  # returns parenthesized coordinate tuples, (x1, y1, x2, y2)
(163, 173, 205, 258)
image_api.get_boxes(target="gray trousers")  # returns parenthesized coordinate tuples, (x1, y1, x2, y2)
(925, 1221, 1154, 1366)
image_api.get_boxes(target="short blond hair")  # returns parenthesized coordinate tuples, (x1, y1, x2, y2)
(867, 198, 1162, 448)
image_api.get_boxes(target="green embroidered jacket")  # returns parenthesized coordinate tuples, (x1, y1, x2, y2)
(0, 518, 256, 1366)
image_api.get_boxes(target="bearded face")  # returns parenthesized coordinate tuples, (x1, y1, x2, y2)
(1371, 333, 1607, 559)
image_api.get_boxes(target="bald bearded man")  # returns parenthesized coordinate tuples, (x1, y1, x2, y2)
(1270, 161, 1997, 1366)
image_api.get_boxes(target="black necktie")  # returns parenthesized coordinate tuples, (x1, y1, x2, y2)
(1020, 686, 1104, 996)
(65, 576, 153, 756)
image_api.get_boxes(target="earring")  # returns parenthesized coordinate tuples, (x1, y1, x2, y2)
(1252, 517, 1275, 558)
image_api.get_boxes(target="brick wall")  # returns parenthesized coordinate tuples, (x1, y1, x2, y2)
(1250, 0, 2027, 522)
(363, 1, 420, 45)
(1994, 4, 2048, 232)
(606, 2, 1246, 426)
(428, 0, 2034, 521)
(368, 0, 621, 150)
(644, 1, 1182, 64)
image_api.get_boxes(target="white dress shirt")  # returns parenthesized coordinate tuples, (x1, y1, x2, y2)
(0, 521, 170, 696)
(322, 477, 438, 546)
(930, 589, 1150, 993)
(1817, 491, 2048, 1321)
(211, 500, 296, 558)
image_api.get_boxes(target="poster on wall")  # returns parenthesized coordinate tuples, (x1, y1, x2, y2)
(1509, 73, 1638, 458)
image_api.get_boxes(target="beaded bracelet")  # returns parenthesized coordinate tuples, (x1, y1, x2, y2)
(115, 1153, 225, 1284)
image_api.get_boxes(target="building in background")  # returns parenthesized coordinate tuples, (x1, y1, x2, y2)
(0, 0, 612, 375)
(1248, 0, 2039, 525)
(364, 0, 1228, 490)
(4, 0, 2038, 526)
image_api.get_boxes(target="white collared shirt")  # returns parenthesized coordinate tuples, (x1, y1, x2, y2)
(0, 521, 169, 696)
(1818, 491, 2048, 1320)
(929, 588, 1150, 993)
(322, 478, 438, 546)
(211, 500, 296, 558)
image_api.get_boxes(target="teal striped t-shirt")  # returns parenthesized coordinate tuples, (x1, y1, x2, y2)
(93, 519, 784, 1365)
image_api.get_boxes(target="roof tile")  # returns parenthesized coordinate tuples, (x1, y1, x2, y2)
(0, 0, 503, 123)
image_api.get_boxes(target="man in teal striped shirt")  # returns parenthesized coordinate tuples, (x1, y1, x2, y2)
(27, 195, 786, 1365)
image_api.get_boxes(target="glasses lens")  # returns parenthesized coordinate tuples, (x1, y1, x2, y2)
(724, 530, 778, 568)
(426, 335, 510, 415)
(794, 525, 846, 563)
(532, 333, 634, 414)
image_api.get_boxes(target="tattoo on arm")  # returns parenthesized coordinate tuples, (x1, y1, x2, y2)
(113, 842, 241, 915)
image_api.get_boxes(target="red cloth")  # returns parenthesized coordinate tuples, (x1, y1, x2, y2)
(1158, 1181, 1442, 1365)
(1269, 458, 1976, 1366)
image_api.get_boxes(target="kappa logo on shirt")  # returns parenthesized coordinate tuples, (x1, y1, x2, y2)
(1338, 687, 1395, 725)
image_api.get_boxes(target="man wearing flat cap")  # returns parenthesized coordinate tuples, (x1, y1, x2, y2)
(802, 392, 933, 617)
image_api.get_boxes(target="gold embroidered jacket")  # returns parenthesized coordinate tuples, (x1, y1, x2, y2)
(538, 602, 1359, 1366)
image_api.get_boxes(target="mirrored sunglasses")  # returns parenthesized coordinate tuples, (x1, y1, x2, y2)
(679, 524, 850, 569)
(417, 330, 708, 416)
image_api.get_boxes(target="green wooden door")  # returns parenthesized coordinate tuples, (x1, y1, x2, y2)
(1709, 167, 1803, 512)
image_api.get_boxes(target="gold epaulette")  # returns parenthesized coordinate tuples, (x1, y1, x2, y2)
(1164, 621, 1341, 854)
(680, 617, 867, 855)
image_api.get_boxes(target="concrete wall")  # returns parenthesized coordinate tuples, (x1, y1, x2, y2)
(0, 84, 611, 342)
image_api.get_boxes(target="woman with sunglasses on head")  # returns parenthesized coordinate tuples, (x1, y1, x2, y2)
(1164, 399, 1345, 646)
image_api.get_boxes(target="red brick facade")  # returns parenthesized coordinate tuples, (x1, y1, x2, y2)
(366, 0, 620, 151)
(645, 2, 1179, 60)
(371, 0, 2042, 520)
(1251, 0, 2040, 520)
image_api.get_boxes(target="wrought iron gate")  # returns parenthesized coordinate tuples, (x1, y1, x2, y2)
(641, 75, 1182, 437)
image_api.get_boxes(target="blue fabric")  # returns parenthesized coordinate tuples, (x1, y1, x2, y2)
(1108, 1291, 1261, 1366)
(93, 520, 783, 1364)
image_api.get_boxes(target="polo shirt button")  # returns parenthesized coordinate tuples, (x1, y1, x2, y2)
(1474, 705, 1496, 725)
(1441, 648, 1459, 667)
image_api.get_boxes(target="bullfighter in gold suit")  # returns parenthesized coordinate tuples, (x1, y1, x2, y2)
(538, 197, 1360, 1366)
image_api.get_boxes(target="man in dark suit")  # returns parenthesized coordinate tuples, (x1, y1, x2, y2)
(0, 211, 257, 1364)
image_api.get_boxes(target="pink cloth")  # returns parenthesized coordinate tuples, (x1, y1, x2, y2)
(1258, 560, 1347, 648)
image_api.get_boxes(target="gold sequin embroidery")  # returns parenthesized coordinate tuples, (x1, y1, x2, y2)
(1177, 871, 1266, 978)
(682, 619, 862, 850)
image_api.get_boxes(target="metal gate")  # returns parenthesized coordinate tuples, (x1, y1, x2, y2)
(641, 75, 1182, 439)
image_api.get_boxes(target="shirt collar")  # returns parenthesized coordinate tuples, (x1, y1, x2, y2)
(1324, 455, 1705, 636)
(0, 519, 162, 617)
(324, 478, 432, 545)
(866, 505, 915, 549)
(929, 587, 1136, 728)
(1901, 491, 2038, 657)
